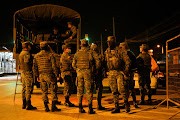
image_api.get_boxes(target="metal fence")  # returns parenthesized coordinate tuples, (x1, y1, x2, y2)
(166, 34, 180, 107)
(154, 34, 180, 110)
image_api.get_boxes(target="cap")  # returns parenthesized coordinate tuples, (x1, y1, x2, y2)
(107, 36, 116, 42)
(22, 41, 32, 48)
(140, 44, 149, 51)
(81, 39, 88, 45)
(90, 44, 98, 51)
(62, 44, 71, 50)
(119, 42, 128, 47)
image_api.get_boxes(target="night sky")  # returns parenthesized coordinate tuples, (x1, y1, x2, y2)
(4, 0, 180, 51)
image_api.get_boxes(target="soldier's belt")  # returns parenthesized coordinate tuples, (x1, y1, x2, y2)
(39, 72, 53, 74)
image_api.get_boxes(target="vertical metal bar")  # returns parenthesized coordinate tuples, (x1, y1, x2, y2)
(166, 41, 169, 109)
(113, 17, 115, 37)
(77, 29, 80, 51)
(13, 15, 17, 59)
(77, 17, 81, 51)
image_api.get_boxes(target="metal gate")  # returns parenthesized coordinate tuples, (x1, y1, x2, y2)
(166, 34, 180, 107)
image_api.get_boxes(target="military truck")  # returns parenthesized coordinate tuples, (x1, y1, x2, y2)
(13, 4, 81, 90)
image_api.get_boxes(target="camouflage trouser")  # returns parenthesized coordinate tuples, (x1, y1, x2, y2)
(139, 73, 152, 100)
(39, 73, 58, 102)
(129, 71, 136, 102)
(61, 71, 73, 97)
(21, 71, 33, 101)
(77, 69, 93, 105)
(108, 70, 129, 103)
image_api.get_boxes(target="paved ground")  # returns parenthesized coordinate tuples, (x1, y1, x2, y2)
(0, 75, 180, 120)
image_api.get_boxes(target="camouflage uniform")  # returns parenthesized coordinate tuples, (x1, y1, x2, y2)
(119, 42, 138, 107)
(60, 45, 75, 107)
(19, 41, 36, 110)
(105, 47, 130, 103)
(33, 50, 58, 103)
(104, 36, 130, 113)
(60, 51, 73, 98)
(137, 48, 152, 104)
(72, 39, 100, 114)
(33, 42, 60, 112)
(19, 50, 33, 101)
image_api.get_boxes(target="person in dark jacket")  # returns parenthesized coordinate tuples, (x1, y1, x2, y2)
(136, 44, 152, 105)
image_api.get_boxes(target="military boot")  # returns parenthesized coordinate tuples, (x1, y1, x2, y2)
(139, 95, 145, 105)
(125, 102, 130, 113)
(111, 103, 120, 113)
(55, 100, 61, 105)
(88, 103, 95, 114)
(147, 95, 152, 105)
(64, 96, 75, 107)
(51, 101, 61, 112)
(97, 99, 106, 110)
(44, 101, 50, 112)
(26, 100, 37, 110)
(79, 103, 85, 113)
(133, 102, 139, 108)
(132, 96, 139, 108)
(22, 99, 26, 109)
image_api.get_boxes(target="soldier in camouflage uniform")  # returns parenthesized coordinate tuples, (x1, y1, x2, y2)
(60, 44, 75, 107)
(136, 44, 152, 105)
(119, 42, 138, 108)
(104, 36, 130, 113)
(33, 41, 61, 112)
(90, 44, 106, 110)
(72, 39, 100, 114)
(19, 41, 37, 110)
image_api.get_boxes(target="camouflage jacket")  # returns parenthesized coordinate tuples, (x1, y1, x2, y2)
(72, 47, 100, 71)
(33, 50, 58, 78)
(19, 50, 33, 71)
(60, 52, 72, 72)
(70, 25, 77, 38)
(104, 46, 130, 75)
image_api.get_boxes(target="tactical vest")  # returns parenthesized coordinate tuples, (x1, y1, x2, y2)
(35, 51, 53, 74)
(60, 52, 72, 72)
(105, 48, 120, 70)
(76, 48, 93, 69)
(19, 50, 33, 71)
(138, 53, 151, 70)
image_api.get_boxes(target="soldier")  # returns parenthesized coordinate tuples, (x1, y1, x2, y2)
(64, 22, 77, 44)
(119, 42, 138, 108)
(19, 41, 37, 110)
(90, 44, 106, 110)
(60, 45, 75, 107)
(104, 36, 130, 113)
(72, 39, 100, 114)
(67, 22, 77, 40)
(136, 44, 152, 105)
(33, 41, 61, 112)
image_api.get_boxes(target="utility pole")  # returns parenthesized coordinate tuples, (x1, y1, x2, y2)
(113, 17, 116, 37)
